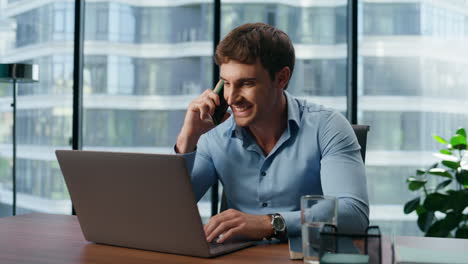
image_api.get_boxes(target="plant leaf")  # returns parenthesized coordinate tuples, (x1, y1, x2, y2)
(450, 134, 467, 150)
(427, 168, 453, 178)
(417, 211, 434, 232)
(455, 225, 468, 238)
(441, 160, 460, 170)
(440, 149, 453, 155)
(435, 179, 452, 192)
(455, 170, 468, 186)
(407, 178, 427, 191)
(443, 212, 462, 230)
(424, 193, 449, 212)
(416, 205, 426, 216)
(446, 190, 468, 213)
(416, 169, 426, 175)
(433, 135, 448, 144)
(456, 128, 467, 138)
(404, 197, 420, 214)
(426, 220, 451, 237)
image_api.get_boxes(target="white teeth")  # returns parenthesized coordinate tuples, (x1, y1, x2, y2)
(234, 106, 248, 112)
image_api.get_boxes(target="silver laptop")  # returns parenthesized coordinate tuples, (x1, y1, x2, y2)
(55, 150, 256, 258)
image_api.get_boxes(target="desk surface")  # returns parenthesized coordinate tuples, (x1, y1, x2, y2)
(0, 213, 299, 264)
(4, 213, 465, 264)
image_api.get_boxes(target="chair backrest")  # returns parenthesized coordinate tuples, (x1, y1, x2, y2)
(219, 125, 370, 213)
(352, 125, 370, 163)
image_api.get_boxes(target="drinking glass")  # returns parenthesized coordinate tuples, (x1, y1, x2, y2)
(301, 195, 338, 264)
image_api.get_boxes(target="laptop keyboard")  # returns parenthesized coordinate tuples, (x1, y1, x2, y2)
(208, 237, 256, 256)
(209, 238, 225, 248)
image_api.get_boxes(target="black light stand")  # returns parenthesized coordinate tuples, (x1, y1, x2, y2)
(0, 63, 39, 215)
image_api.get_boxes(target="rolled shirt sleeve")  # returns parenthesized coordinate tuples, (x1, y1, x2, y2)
(259, 111, 369, 238)
(319, 111, 369, 233)
(173, 134, 217, 202)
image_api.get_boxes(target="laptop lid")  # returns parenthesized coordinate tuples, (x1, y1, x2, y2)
(56, 150, 213, 257)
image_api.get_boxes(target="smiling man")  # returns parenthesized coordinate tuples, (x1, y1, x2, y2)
(175, 23, 369, 243)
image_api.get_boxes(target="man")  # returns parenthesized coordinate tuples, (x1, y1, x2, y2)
(175, 23, 368, 243)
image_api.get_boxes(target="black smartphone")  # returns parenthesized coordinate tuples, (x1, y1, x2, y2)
(211, 80, 229, 125)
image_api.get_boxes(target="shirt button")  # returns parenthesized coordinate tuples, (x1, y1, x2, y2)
(262, 202, 268, 207)
(261, 171, 266, 176)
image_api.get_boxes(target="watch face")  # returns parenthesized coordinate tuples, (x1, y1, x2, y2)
(273, 216, 285, 231)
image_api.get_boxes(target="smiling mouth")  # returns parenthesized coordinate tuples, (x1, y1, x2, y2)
(231, 103, 253, 115)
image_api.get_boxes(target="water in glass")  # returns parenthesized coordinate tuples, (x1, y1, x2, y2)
(302, 222, 328, 264)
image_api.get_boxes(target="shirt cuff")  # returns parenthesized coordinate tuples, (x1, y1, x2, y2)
(172, 144, 197, 173)
(280, 210, 301, 238)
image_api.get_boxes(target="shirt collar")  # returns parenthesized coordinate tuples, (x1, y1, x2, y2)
(229, 90, 301, 139)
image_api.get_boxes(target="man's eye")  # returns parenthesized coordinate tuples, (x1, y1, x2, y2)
(243, 82, 254, 87)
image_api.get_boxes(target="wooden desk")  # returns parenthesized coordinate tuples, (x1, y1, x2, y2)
(0, 213, 300, 264)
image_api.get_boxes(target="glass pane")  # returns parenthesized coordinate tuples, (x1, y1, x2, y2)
(82, 1, 213, 222)
(0, 2, 74, 217)
(219, 0, 348, 211)
(221, 1, 348, 111)
(358, 1, 468, 235)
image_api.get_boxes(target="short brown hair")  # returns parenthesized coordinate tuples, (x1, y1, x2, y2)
(215, 23, 295, 89)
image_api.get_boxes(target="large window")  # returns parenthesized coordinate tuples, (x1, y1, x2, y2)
(359, 0, 468, 235)
(82, 1, 214, 221)
(221, 1, 348, 108)
(217, 0, 348, 213)
(0, 1, 74, 217)
(363, 3, 421, 35)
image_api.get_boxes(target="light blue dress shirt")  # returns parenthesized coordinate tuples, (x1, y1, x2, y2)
(178, 91, 369, 237)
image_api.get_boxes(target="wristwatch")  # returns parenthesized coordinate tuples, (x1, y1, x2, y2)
(270, 213, 287, 239)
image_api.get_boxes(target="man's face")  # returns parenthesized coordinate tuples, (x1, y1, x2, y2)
(220, 60, 283, 128)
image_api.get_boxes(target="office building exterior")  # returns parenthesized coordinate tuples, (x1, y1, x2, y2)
(1, 0, 467, 235)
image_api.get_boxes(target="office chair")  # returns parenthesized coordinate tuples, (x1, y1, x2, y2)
(352, 125, 370, 163)
(218, 124, 370, 213)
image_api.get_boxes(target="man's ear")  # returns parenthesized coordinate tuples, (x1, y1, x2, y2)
(275, 66, 291, 90)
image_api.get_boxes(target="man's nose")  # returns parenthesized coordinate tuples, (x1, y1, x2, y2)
(225, 87, 238, 105)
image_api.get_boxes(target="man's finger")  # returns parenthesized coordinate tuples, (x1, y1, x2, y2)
(198, 103, 210, 120)
(203, 218, 217, 235)
(206, 218, 239, 243)
(217, 225, 243, 243)
(205, 89, 221, 106)
(204, 215, 228, 237)
(202, 96, 217, 115)
(204, 209, 240, 238)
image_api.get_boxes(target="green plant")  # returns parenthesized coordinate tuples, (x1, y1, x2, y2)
(404, 128, 468, 238)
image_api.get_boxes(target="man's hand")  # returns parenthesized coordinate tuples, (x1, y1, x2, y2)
(204, 209, 273, 243)
(176, 89, 227, 153)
